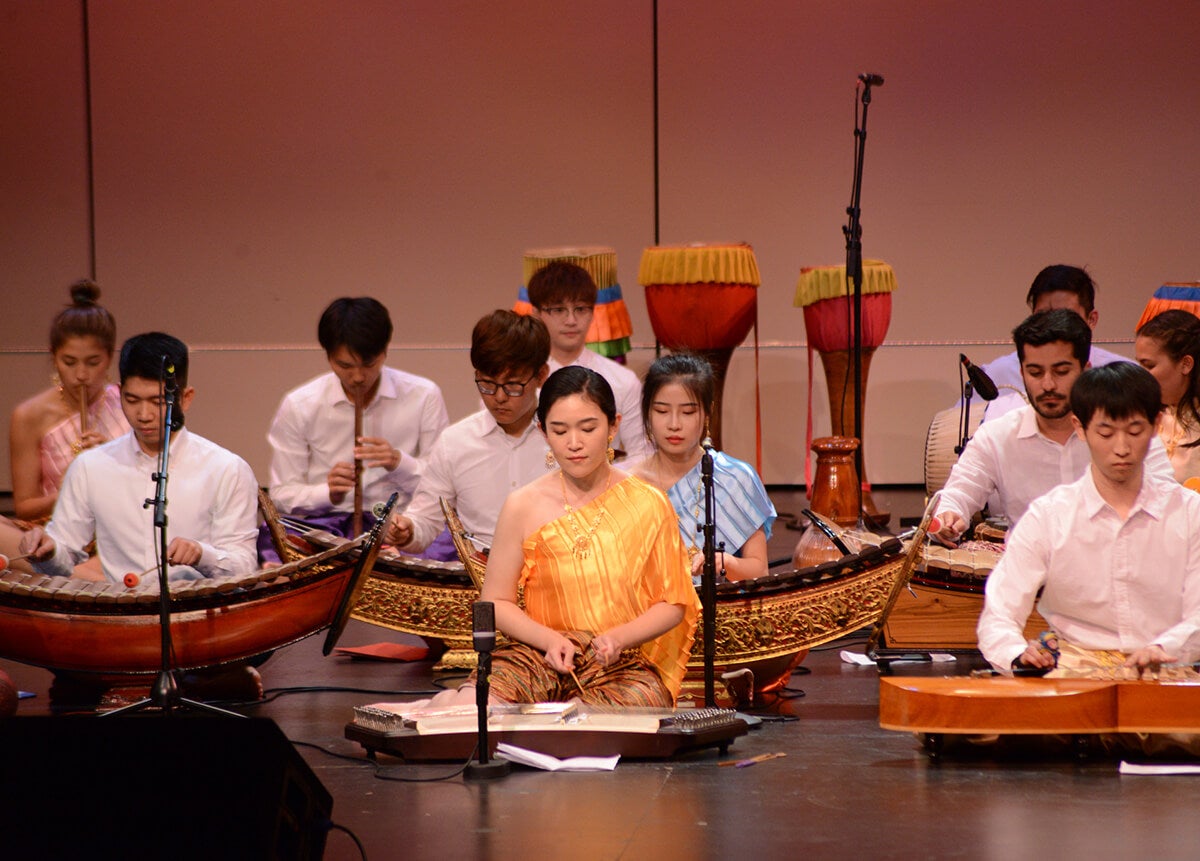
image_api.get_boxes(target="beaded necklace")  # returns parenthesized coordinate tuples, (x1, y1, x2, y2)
(560, 469, 613, 560)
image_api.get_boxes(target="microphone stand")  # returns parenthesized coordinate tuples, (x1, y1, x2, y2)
(106, 368, 241, 719)
(465, 601, 509, 780)
(842, 76, 879, 523)
(955, 380, 975, 455)
(699, 445, 722, 708)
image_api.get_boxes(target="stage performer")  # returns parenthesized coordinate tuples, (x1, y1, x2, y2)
(1135, 309, 1200, 484)
(431, 366, 699, 707)
(963, 265, 1127, 423)
(9, 280, 128, 523)
(265, 297, 449, 556)
(632, 353, 775, 583)
(19, 332, 259, 584)
(527, 260, 651, 460)
(385, 310, 550, 553)
(977, 362, 1200, 676)
(933, 309, 1173, 544)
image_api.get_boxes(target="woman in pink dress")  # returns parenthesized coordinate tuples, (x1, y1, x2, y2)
(5, 282, 127, 568)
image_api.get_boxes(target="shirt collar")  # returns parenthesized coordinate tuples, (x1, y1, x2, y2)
(123, 426, 190, 463)
(480, 409, 539, 443)
(1080, 467, 1165, 521)
(325, 368, 397, 408)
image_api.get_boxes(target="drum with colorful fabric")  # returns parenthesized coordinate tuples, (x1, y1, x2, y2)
(639, 243, 761, 451)
(795, 259, 897, 524)
(1136, 282, 1200, 331)
(514, 246, 633, 361)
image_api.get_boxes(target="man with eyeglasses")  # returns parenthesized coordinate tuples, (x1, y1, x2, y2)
(385, 310, 550, 553)
(265, 297, 449, 558)
(528, 260, 651, 460)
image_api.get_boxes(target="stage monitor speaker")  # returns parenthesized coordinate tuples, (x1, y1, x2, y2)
(0, 716, 332, 860)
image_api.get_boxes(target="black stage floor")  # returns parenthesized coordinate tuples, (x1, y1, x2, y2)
(4, 488, 1199, 860)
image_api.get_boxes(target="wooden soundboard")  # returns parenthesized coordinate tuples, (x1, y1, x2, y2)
(345, 705, 749, 762)
(880, 675, 1200, 736)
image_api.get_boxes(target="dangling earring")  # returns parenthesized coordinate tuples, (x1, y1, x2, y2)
(606, 436, 616, 465)
(703, 418, 712, 447)
(51, 372, 63, 391)
(545, 449, 556, 469)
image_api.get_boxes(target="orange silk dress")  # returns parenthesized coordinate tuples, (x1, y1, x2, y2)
(519, 475, 700, 700)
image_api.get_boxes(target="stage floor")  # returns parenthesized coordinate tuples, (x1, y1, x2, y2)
(5, 487, 1197, 860)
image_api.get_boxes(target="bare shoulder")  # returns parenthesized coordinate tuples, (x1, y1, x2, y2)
(10, 388, 61, 438)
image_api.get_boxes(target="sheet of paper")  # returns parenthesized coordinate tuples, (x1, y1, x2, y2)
(1119, 761, 1200, 776)
(495, 742, 619, 772)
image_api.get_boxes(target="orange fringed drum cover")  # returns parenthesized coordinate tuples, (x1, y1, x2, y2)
(796, 259, 897, 352)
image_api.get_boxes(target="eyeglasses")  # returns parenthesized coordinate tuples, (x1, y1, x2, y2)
(475, 374, 536, 397)
(538, 304, 594, 319)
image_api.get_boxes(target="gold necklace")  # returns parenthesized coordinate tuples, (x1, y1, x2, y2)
(559, 469, 612, 560)
(54, 376, 89, 454)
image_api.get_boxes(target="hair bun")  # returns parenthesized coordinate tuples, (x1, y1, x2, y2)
(69, 279, 101, 306)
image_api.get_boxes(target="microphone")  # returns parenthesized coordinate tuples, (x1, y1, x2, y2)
(959, 354, 999, 401)
(161, 356, 185, 430)
(472, 601, 496, 654)
(858, 72, 884, 87)
(700, 437, 714, 452)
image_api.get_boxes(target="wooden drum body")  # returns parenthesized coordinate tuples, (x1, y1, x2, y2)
(639, 243, 761, 450)
(0, 540, 366, 676)
(796, 260, 897, 524)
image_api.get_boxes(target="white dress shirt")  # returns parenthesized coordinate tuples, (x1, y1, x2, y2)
(40, 429, 259, 583)
(267, 367, 448, 514)
(975, 345, 1129, 423)
(978, 469, 1200, 670)
(399, 409, 546, 552)
(549, 348, 651, 460)
(937, 403, 1175, 528)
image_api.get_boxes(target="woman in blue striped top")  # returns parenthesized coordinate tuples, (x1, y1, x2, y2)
(631, 353, 776, 582)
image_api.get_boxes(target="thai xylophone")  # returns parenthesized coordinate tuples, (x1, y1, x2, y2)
(345, 702, 748, 762)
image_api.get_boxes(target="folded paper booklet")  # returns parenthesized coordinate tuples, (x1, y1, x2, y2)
(495, 742, 619, 772)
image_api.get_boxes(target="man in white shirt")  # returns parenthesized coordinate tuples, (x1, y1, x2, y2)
(977, 362, 1200, 675)
(266, 297, 448, 548)
(386, 310, 550, 553)
(527, 261, 651, 460)
(21, 332, 259, 583)
(970, 265, 1127, 423)
(934, 309, 1174, 543)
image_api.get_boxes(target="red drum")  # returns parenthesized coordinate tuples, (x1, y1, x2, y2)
(639, 243, 761, 450)
(795, 260, 897, 525)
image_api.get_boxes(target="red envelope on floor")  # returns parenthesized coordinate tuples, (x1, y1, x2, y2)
(333, 643, 430, 662)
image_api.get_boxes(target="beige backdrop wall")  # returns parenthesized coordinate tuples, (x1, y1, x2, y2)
(3, 0, 1198, 493)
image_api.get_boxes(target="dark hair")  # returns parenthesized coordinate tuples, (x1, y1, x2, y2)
(470, 310, 551, 378)
(536, 366, 616, 429)
(1137, 309, 1200, 446)
(526, 261, 598, 310)
(119, 331, 189, 388)
(317, 297, 392, 360)
(1013, 308, 1092, 365)
(50, 280, 117, 354)
(1070, 362, 1163, 429)
(641, 353, 715, 440)
(1026, 265, 1096, 315)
